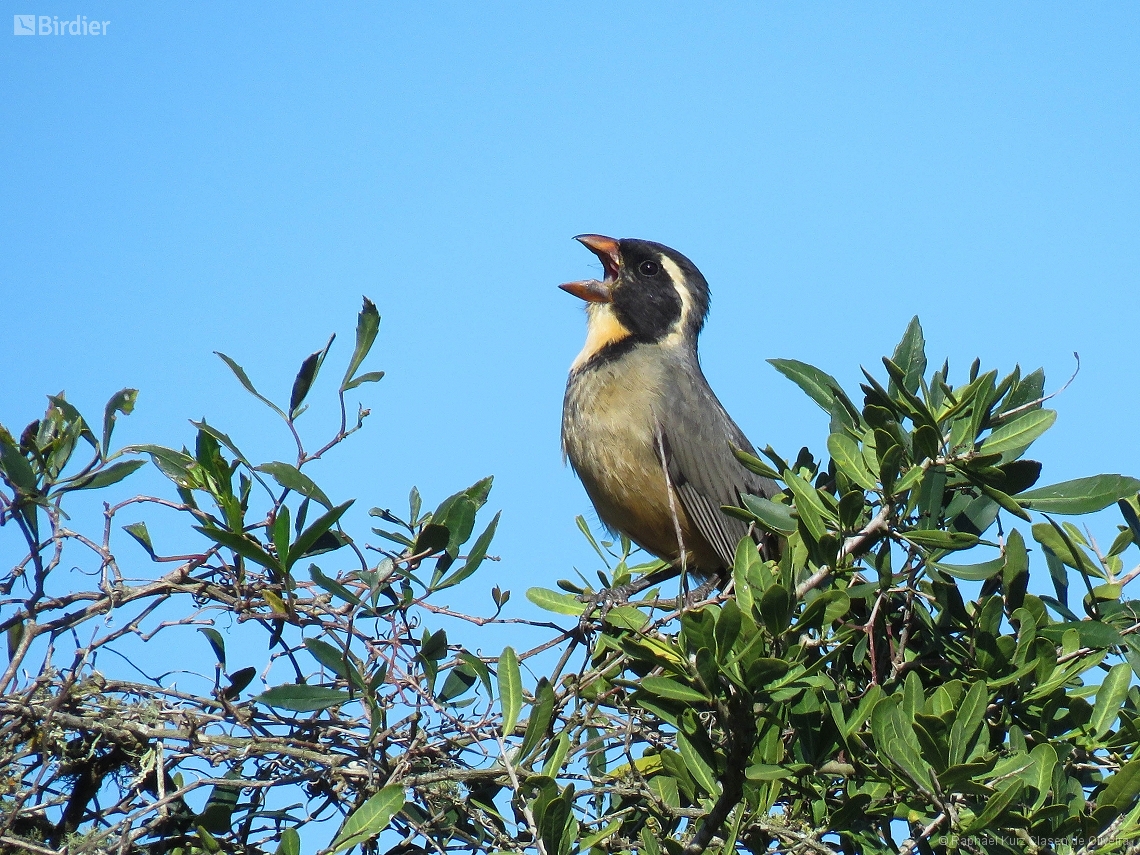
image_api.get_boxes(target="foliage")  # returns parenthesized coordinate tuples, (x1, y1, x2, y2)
(2, 308, 1140, 855)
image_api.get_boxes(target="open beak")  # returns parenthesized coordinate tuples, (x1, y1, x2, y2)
(559, 234, 621, 303)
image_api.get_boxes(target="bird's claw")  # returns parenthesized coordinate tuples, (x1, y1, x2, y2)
(577, 583, 635, 627)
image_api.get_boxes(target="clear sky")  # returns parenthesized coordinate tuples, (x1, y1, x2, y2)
(3, 3, 1139, 619)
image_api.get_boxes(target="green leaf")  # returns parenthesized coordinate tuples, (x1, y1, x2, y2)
(827, 433, 878, 492)
(783, 471, 830, 541)
(123, 521, 157, 559)
(275, 828, 300, 855)
(0, 435, 37, 493)
(66, 458, 146, 492)
(419, 628, 448, 662)
(965, 779, 1023, 831)
(871, 699, 934, 792)
(455, 652, 492, 700)
(902, 530, 980, 551)
(912, 424, 941, 465)
(931, 556, 1005, 581)
(526, 587, 586, 616)
(1018, 475, 1140, 515)
(677, 730, 720, 797)
(1021, 743, 1058, 811)
(603, 605, 650, 631)
(413, 523, 450, 555)
(198, 628, 226, 666)
(342, 370, 384, 391)
(1032, 522, 1090, 572)
(732, 536, 764, 614)
(290, 335, 334, 419)
(340, 297, 382, 392)
(640, 676, 710, 703)
(1100, 756, 1140, 810)
(215, 352, 285, 418)
(223, 667, 255, 700)
(199, 768, 243, 833)
(303, 637, 352, 679)
(768, 359, 854, 423)
(744, 764, 797, 781)
(287, 500, 352, 567)
(440, 498, 477, 556)
(640, 827, 663, 855)
(579, 820, 621, 851)
(889, 316, 926, 396)
(498, 647, 522, 734)
(733, 446, 781, 480)
(438, 511, 500, 590)
(256, 462, 333, 509)
(948, 681, 987, 766)
(759, 584, 792, 635)
(974, 479, 1032, 522)
(195, 526, 280, 571)
(195, 825, 222, 853)
(329, 784, 405, 854)
(438, 664, 478, 703)
(254, 684, 352, 712)
(1091, 662, 1131, 738)
(188, 420, 262, 482)
(309, 564, 361, 607)
(979, 409, 1056, 458)
(1037, 621, 1122, 649)
(517, 678, 555, 761)
(541, 732, 571, 777)
(1119, 498, 1140, 544)
(1001, 367, 1045, 414)
(101, 388, 138, 455)
(127, 444, 196, 488)
(737, 494, 797, 535)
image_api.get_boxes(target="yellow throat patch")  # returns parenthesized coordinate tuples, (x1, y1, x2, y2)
(572, 304, 632, 371)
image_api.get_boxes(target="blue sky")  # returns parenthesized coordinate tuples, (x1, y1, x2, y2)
(3, 3, 1139, 617)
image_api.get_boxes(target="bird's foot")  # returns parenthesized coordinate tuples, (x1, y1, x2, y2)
(577, 582, 636, 627)
(678, 574, 722, 610)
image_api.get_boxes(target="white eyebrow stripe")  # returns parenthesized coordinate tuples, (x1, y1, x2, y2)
(658, 255, 693, 347)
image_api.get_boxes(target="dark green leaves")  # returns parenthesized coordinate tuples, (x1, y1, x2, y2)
(888, 316, 927, 397)
(0, 428, 39, 494)
(256, 461, 333, 509)
(215, 351, 284, 418)
(1018, 475, 1140, 514)
(498, 647, 522, 733)
(254, 685, 352, 712)
(979, 409, 1055, 458)
(341, 297, 383, 392)
(101, 388, 138, 455)
(768, 358, 857, 428)
(329, 785, 405, 854)
(289, 335, 335, 419)
(68, 458, 146, 491)
(902, 530, 980, 551)
(735, 494, 797, 535)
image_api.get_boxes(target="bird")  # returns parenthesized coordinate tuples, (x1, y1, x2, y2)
(560, 234, 780, 591)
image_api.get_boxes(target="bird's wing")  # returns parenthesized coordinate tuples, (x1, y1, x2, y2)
(657, 371, 780, 568)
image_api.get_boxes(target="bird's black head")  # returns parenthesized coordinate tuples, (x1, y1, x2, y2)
(613, 238, 709, 344)
(560, 235, 711, 351)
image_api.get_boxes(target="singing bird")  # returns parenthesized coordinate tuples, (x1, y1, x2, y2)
(560, 235, 779, 587)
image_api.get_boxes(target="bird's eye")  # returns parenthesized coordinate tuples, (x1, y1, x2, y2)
(638, 260, 661, 276)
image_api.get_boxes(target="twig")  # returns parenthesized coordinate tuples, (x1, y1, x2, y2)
(796, 506, 892, 599)
(899, 812, 947, 855)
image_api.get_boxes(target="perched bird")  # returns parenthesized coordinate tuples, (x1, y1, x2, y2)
(560, 235, 779, 587)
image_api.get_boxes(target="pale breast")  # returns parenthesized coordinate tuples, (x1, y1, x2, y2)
(562, 349, 713, 567)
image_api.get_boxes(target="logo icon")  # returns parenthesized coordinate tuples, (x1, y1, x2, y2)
(14, 14, 36, 35)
